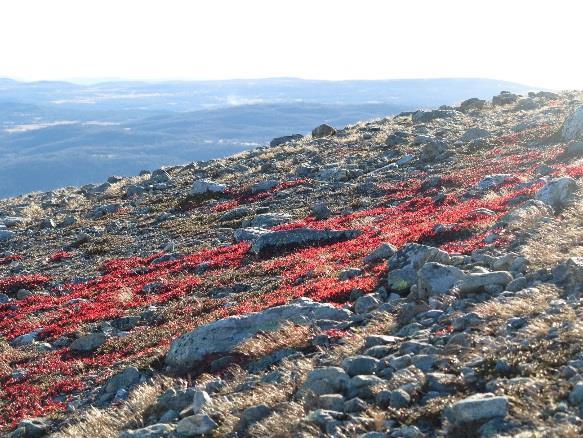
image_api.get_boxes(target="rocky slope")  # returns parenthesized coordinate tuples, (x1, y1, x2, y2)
(1, 90, 583, 437)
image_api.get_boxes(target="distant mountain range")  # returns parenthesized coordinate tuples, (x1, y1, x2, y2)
(0, 77, 537, 198)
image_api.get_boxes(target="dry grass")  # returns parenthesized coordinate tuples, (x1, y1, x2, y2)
(54, 376, 172, 438)
(210, 359, 314, 435)
(104, 175, 149, 198)
(85, 235, 135, 256)
(21, 202, 44, 221)
(234, 323, 314, 358)
(520, 195, 583, 269)
(472, 284, 557, 322)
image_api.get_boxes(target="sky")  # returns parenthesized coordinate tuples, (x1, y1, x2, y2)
(0, 0, 581, 89)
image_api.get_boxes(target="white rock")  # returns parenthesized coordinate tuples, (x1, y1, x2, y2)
(535, 177, 577, 210)
(446, 393, 508, 424)
(176, 414, 218, 436)
(190, 179, 227, 195)
(562, 106, 583, 141)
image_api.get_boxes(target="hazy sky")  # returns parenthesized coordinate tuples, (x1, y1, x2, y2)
(0, 0, 581, 89)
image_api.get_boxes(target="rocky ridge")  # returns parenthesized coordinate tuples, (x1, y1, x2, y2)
(0, 90, 583, 437)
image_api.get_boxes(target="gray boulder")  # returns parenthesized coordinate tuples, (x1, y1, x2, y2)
(461, 128, 491, 142)
(412, 109, 458, 124)
(389, 243, 451, 271)
(364, 243, 397, 264)
(569, 382, 583, 405)
(457, 271, 513, 295)
(492, 91, 519, 106)
(566, 141, 583, 156)
(312, 202, 332, 220)
(417, 262, 466, 298)
(247, 213, 291, 228)
(250, 228, 361, 255)
(190, 179, 227, 195)
(562, 106, 583, 141)
(535, 177, 577, 210)
(14, 418, 48, 438)
(250, 180, 278, 194)
(166, 298, 350, 372)
(176, 414, 218, 436)
(192, 390, 212, 413)
(120, 424, 175, 438)
(233, 227, 269, 243)
(89, 204, 121, 219)
(302, 367, 351, 395)
(70, 332, 107, 352)
(445, 393, 508, 425)
(312, 124, 336, 138)
(353, 294, 381, 314)
(420, 139, 449, 161)
(104, 366, 140, 394)
(270, 134, 303, 147)
(342, 355, 379, 377)
(459, 98, 486, 112)
(0, 229, 15, 241)
(476, 174, 515, 191)
(389, 388, 411, 408)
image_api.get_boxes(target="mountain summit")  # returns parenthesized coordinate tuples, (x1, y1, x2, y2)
(1, 90, 583, 437)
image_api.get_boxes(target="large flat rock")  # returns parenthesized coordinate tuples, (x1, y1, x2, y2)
(165, 298, 351, 372)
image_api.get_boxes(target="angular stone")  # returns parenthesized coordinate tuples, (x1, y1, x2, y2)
(105, 367, 140, 394)
(354, 294, 381, 314)
(569, 382, 583, 405)
(389, 388, 411, 408)
(536, 177, 577, 210)
(233, 227, 269, 243)
(445, 393, 508, 424)
(417, 262, 465, 298)
(70, 333, 107, 352)
(270, 134, 303, 147)
(250, 228, 361, 255)
(312, 124, 336, 138)
(456, 271, 513, 295)
(250, 180, 278, 194)
(190, 179, 227, 195)
(248, 213, 291, 228)
(15, 418, 48, 438)
(192, 390, 212, 414)
(562, 106, 583, 141)
(120, 423, 175, 438)
(319, 394, 345, 411)
(166, 298, 350, 372)
(364, 243, 397, 264)
(302, 367, 351, 395)
(342, 355, 379, 377)
(176, 414, 218, 436)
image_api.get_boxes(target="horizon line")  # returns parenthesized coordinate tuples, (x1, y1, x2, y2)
(0, 75, 549, 88)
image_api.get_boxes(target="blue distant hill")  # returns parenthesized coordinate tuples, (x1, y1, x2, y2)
(0, 78, 536, 198)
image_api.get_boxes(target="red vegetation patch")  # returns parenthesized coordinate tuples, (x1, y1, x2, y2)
(49, 251, 74, 263)
(0, 255, 22, 265)
(0, 274, 50, 294)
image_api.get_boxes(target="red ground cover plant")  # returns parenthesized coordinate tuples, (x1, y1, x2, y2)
(0, 255, 22, 265)
(1, 124, 581, 430)
(49, 251, 74, 263)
